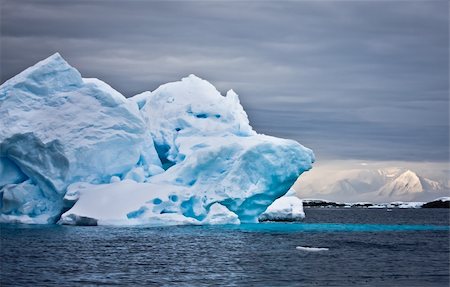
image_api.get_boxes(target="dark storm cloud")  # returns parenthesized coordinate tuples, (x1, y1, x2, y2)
(1, 0, 448, 162)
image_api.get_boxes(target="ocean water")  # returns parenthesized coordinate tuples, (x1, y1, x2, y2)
(1, 209, 449, 286)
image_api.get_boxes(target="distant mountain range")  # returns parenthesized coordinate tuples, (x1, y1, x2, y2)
(302, 197, 450, 209)
(296, 167, 449, 203)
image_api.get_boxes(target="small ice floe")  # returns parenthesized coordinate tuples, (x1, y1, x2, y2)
(296, 246, 329, 252)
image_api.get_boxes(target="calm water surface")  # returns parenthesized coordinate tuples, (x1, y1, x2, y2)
(1, 209, 449, 286)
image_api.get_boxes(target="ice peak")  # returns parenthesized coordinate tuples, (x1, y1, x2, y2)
(226, 89, 238, 98)
(141, 72, 256, 163)
(1, 52, 83, 93)
(176, 74, 219, 95)
(17, 52, 71, 77)
(398, 169, 420, 181)
(185, 73, 203, 80)
(39, 52, 65, 65)
(178, 74, 210, 86)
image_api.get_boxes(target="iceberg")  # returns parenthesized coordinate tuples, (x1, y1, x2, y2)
(259, 189, 305, 222)
(0, 53, 314, 226)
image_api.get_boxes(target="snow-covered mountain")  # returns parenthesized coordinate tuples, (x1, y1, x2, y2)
(378, 169, 442, 200)
(296, 165, 448, 203)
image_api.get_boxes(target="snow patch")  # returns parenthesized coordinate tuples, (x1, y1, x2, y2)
(259, 191, 305, 222)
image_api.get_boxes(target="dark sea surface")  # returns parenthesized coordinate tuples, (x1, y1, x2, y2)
(1, 208, 449, 286)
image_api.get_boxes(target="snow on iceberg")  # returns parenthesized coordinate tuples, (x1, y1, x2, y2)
(0, 53, 162, 223)
(139, 74, 255, 166)
(259, 189, 305, 222)
(0, 53, 314, 226)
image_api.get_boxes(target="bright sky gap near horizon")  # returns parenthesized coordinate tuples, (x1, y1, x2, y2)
(1, 0, 448, 162)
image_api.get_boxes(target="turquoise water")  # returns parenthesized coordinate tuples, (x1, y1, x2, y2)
(1, 208, 449, 286)
(224, 222, 450, 232)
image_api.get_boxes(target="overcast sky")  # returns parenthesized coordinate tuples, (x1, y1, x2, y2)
(1, 0, 448, 163)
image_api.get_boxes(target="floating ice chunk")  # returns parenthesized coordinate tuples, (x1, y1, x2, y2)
(259, 192, 305, 222)
(296, 246, 329, 252)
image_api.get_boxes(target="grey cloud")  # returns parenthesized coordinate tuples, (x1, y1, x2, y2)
(1, 0, 448, 162)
